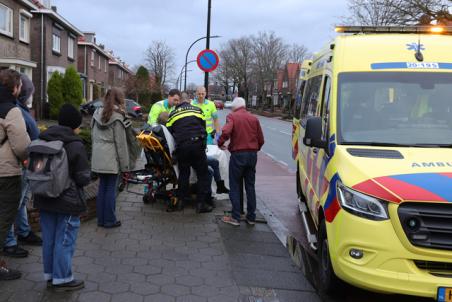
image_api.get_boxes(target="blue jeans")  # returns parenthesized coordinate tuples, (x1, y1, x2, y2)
(96, 174, 119, 227)
(207, 156, 221, 196)
(229, 152, 257, 221)
(4, 173, 31, 247)
(207, 156, 221, 182)
(40, 210, 80, 284)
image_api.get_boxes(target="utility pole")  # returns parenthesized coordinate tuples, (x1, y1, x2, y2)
(204, 0, 212, 94)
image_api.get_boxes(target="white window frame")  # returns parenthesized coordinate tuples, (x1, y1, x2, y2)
(90, 51, 95, 67)
(67, 36, 75, 59)
(52, 33, 61, 53)
(0, 3, 13, 38)
(19, 10, 31, 43)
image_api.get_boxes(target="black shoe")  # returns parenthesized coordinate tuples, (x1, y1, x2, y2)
(216, 180, 230, 194)
(47, 280, 53, 288)
(206, 196, 216, 208)
(103, 221, 121, 228)
(3, 245, 28, 258)
(52, 279, 85, 292)
(196, 204, 213, 214)
(0, 261, 21, 280)
(18, 231, 42, 246)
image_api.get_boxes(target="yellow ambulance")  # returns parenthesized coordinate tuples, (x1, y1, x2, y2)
(294, 25, 452, 300)
(292, 59, 312, 162)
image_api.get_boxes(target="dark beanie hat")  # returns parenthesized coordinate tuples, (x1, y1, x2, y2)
(58, 104, 82, 129)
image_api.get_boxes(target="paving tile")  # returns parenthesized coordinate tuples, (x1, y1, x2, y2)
(99, 281, 130, 294)
(144, 294, 175, 302)
(78, 292, 111, 302)
(130, 282, 160, 295)
(111, 292, 143, 302)
(161, 284, 190, 296)
(176, 295, 208, 302)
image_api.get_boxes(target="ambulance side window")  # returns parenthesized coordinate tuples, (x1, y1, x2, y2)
(320, 76, 332, 140)
(301, 75, 322, 120)
(295, 80, 307, 119)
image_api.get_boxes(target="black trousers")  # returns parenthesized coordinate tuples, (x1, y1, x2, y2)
(176, 141, 209, 206)
(0, 176, 21, 249)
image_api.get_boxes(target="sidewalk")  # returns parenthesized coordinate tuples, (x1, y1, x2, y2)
(0, 182, 320, 302)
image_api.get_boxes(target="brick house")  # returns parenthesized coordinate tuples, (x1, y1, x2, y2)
(108, 56, 132, 91)
(281, 63, 300, 111)
(271, 68, 284, 108)
(77, 32, 111, 101)
(30, 4, 83, 118)
(0, 0, 38, 79)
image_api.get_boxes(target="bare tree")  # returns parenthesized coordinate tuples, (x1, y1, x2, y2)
(344, 0, 450, 26)
(287, 44, 310, 63)
(220, 37, 255, 100)
(213, 56, 234, 98)
(251, 31, 288, 110)
(145, 41, 175, 92)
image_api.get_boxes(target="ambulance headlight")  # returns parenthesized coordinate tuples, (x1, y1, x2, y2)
(337, 182, 389, 221)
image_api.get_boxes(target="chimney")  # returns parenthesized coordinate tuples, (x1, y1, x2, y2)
(51, 6, 57, 12)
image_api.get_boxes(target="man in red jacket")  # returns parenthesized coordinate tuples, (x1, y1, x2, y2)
(218, 97, 264, 226)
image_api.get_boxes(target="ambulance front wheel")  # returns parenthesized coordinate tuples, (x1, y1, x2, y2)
(318, 219, 342, 294)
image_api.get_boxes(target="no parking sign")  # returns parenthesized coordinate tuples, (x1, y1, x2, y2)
(197, 49, 220, 73)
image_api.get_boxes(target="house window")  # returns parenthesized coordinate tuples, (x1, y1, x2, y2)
(98, 56, 101, 70)
(282, 81, 288, 89)
(52, 33, 61, 53)
(19, 12, 30, 43)
(104, 59, 107, 73)
(68, 36, 75, 59)
(0, 3, 13, 37)
(90, 51, 95, 67)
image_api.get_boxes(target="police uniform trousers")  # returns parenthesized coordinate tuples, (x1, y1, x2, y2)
(176, 140, 209, 206)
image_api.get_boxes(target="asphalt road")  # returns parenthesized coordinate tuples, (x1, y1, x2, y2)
(217, 109, 296, 172)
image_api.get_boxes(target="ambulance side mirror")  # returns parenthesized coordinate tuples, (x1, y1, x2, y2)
(303, 117, 328, 150)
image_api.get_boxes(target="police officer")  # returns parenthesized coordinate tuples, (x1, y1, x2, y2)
(191, 86, 220, 144)
(166, 92, 212, 213)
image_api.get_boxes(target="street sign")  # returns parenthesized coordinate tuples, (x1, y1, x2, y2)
(197, 49, 219, 73)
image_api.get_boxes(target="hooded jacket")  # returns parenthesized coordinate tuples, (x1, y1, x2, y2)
(0, 85, 30, 177)
(17, 75, 39, 141)
(33, 125, 91, 215)
(91, 108, 131, 174)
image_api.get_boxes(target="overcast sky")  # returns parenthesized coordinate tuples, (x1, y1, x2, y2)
(52, 0, 349, 86)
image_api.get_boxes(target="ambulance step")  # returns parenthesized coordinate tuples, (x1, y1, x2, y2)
(298, 200, 318, 251)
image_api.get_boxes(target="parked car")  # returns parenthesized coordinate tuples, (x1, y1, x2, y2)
(80, 99, 102, 115)
(125, 99, 143, 119)
(214, 100, 224, 110)
(224, 101, 233, 109)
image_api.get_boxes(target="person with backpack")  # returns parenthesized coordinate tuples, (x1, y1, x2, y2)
(3, 74, 42, 259)
(31, 104, 90, 292)
(0, 69, 30, 280)
(91, 88, 134, 228)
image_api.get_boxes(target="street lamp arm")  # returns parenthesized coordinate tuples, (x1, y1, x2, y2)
(184, 35, 221, 91)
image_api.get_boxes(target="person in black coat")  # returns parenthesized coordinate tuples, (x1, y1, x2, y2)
(34, 104, 90, 292)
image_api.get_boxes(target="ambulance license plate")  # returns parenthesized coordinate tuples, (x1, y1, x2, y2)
(438, 287, 452, 302)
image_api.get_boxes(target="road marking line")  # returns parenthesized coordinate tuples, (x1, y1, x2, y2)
(277, 160, 289, 167)
(279, 130, 291, 136)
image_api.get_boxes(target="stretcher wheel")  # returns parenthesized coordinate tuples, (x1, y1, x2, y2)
(118, 182, 125, 192)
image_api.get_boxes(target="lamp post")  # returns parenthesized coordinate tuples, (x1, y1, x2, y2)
(183, 34, 220, 91)
(204, 0, 212, 93)
(176, 60, 196, 91)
